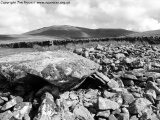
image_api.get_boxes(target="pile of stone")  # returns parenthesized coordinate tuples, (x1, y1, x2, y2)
(0, 44, 160, 120)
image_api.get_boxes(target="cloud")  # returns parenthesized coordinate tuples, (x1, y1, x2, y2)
(0, 0, 160, 34)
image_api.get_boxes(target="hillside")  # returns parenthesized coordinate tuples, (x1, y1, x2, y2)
(24, 25, 136, 39)
(128, 29, 160, 37)
(0, 25, 136, 44)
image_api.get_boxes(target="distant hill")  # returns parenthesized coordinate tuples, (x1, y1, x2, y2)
(128, 29, 160, 37)
(24, 25, 136, 39)
(0, 25, 136, 44)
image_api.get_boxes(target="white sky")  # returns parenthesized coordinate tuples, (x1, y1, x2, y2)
(0, 0, 160, 34)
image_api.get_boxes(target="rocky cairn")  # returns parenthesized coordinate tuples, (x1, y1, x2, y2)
(0, 44, 160, 120)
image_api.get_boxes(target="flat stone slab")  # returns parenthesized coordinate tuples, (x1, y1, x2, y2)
(0, 51, 99, 90)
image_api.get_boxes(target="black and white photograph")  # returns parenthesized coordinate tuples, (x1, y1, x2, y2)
(0, 0, 160, 119)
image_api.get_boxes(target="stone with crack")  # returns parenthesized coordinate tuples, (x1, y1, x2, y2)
(0, 51, 99, 90)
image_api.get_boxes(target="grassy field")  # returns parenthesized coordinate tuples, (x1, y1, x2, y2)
(0, 40, 151, 58)
(0, 48, 35, 57)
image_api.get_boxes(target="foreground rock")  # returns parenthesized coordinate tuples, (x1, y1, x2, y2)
(0, 51, 99, 90)
(1, 44, 160, 120)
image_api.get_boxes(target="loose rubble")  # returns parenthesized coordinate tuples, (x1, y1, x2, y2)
(0, 44, 160, 119)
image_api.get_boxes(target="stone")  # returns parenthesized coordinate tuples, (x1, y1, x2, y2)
(69, 91, 78, 100)
(0, 98, 5, 105)
(73, 104, 94, 120)
(98, 97, 119, 110)
(24, 114, 31, 120)
(0, 110, 13, 120)
(115, 53, 125, 59)
(33, 92, 57, 120)
(94, 72, 111, 83)
(0, 51, 99, 90)
(121, 74, 138, 80)
(140, 107, 153, 120)
(60, 91, 70, 100)
(84, 89, 99, 100)
(103, 90, 116, 98)
(1, 96, 23, 111)
(0, 96, 8, 102)
(111, 94, 123, 106)
(96, 44, 103, 51)
(128, 98, 152, 114)
(132, 92, 141, 98)
(13, 102, 32, 120)
(108, 114, 118, 120)
(96, 110, 110, 118)
(107, 79, 119, 89)
(130, 115, 138, 120)
(62, 111, 76, 120)
(145, 89, 156, 103)
(146, 81, 160, 95)
(122, 93, 135, 104)
(73, 48, 83, 55)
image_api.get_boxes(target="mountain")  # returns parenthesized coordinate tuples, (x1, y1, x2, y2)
(24, 25, 136, 39)
(128, 29, 160, 37)
(0, 25, 136, 44)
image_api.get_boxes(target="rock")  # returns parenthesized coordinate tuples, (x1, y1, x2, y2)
(24, 114, 31, 120)
(0, 97, 8, 102)
(73, 48, 83, 55)
(98, 97, 119, 110)
(93, 72, 110, 83)
(0, 98, 5, 105)
(132, 92, 141, 98)
(0, 110, 13, 120)
(108, 114, 118, 120)
(62, 111, 76, 120)
(103, 90, 116, 98)
(1, 96, 23, 111)
(115, 53, 125, 59)
(146, 81, 160, 95)
(130, 115, 138, 120)
(97, 118, 106, 120)
(145, 89, 156, 103)
(96, 44, 103, 51)
(121, 74, 138, 80)
(107, 79, 119, 89)
(60, 91, 70, 100)
(96, 110, 110, 118)
(0, 51, 99, 90)
(122, 93, 135, 104)
(33, 92, 57, 120)
(13, 102, 32, 120)
(117, 108, 130, 120)
(69, 91, 78, 100)
(128, 98, 152, 114)
(73, 104, 94, 120)
(84, 89, 99, 100)
(140, 107, 153, 120)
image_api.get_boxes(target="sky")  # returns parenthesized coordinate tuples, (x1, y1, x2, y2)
(0, 0, 160, 34)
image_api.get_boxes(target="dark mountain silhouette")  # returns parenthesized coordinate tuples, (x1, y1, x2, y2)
(24, 25, 136, 39)
(0, 25, 136, 44)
